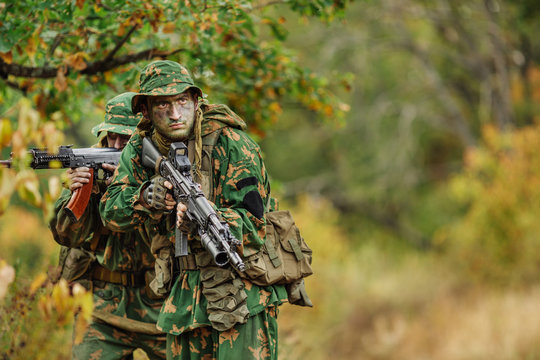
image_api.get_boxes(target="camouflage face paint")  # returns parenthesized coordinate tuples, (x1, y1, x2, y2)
(148, 92, 197, 142)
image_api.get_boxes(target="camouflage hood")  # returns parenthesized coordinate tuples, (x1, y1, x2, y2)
(199, 102, 247, 136)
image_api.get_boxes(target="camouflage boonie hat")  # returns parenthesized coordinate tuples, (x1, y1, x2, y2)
(132, 60, 203, 113)
(91, 92, 142, 137)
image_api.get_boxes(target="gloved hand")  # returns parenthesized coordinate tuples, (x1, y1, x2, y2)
(142, 175, 174, 211)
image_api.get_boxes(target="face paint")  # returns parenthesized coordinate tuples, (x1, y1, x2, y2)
(147, 92, 197, 142)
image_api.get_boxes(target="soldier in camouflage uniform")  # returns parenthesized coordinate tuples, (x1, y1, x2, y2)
(50, 92, 167, 360)
(99, 61, 288, 360)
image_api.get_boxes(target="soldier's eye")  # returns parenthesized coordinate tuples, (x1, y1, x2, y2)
(156, 102, 169, 109)
(175, 97, 188, 105)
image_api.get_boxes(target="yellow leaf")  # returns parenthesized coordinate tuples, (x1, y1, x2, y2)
(52, 279, 72, 315)
(0, 168, 16, 216)
(65, 52, 88, 71)
(104, 71, 113, 82)
(72, 283, 93, 344)
(268, 102, 282, 114)
(0, 118, 13, 147)
(48, 175, 61, 200)
(41, 121, 65, 151)
(25, 37, 37, 59)
(0, 51, 12, 64)
(163, 22, 176, 33)
(117, 22, 126, 37)
(29, 272, 48, 295)
(16, 169, 42, 207)
(309, 100, 323, 111)
(38, 294, 54, 319)
(17, 98, 40, 138)
(323, 104, 333, 117)
(10, 131, 28, 163)
(73, 283, 93, 321)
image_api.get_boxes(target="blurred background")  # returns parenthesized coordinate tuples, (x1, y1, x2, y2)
(2, 0, 540, 358)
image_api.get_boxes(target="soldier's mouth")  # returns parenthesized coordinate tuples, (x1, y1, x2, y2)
(170, 122, 185, 129)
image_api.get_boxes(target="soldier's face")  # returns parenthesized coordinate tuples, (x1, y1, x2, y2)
(145, 91, 197, 142)
(106, 132, 131, 150)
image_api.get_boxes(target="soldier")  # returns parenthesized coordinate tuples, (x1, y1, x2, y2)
(50, 92, 167, 360)
(99, 60, 288, 359)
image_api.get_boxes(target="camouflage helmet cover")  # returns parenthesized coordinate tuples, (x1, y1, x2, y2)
(131, 60, 203, 113)
(91, 92, 142, 137)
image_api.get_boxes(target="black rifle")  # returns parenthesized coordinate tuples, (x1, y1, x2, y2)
(1, 145, 121, 220)
(141, 137, 246, 272)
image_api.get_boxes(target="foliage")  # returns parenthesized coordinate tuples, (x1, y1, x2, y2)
(0, 0, 353, 216)
(436, 123, 540, 285)
(0, 268, 93, 359)
(263, 0, 540, 250)
(0, 206, 92, 359)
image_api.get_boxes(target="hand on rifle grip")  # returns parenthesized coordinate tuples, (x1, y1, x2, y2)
(141, 176, 176, 211)
(101, 163, 118, 186)
(176, 202, 188, 228)
(66, 167, 92, 192)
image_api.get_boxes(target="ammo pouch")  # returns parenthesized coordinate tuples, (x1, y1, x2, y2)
(241, 209, 313, 288)
(59, 246, 96, 290)
(197, 251, 249, 331)
(149, 246, 174, 297)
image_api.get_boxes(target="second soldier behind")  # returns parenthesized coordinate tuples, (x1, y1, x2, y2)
(49, 92, 167, 360)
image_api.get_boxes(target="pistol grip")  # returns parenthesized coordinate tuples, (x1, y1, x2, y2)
(66, 168, 94, 222)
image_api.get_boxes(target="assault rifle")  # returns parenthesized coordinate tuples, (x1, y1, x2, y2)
(1, 145, 121, 221)
(141, 137, 246, 272)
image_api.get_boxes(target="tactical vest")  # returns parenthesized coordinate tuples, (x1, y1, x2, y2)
(185, 127, 313, 310)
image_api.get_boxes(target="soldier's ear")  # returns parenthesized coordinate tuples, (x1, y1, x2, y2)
(141, 105, 149, 119)
(141, 98, 151, 120)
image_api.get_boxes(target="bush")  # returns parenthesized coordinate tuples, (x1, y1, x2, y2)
(436, 124, 540, 285)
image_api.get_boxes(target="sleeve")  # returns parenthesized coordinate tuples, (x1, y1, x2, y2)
(212, 128, 270, 257)
(99, 135, 155, 232)
(49, 187, 102, 248)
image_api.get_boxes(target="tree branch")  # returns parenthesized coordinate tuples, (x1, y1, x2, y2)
(0, 47, 186, 79)
(103, 24, 139, 63)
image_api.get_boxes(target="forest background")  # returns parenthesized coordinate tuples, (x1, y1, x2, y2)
(2, 0, 540, 359)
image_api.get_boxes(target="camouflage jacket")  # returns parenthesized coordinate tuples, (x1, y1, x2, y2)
(50, 140, 154, 274)
(99, 104, 287, 334)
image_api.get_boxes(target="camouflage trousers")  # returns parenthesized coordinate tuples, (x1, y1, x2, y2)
(166, 306, 279, 360)
(72, 281, 167, 360)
